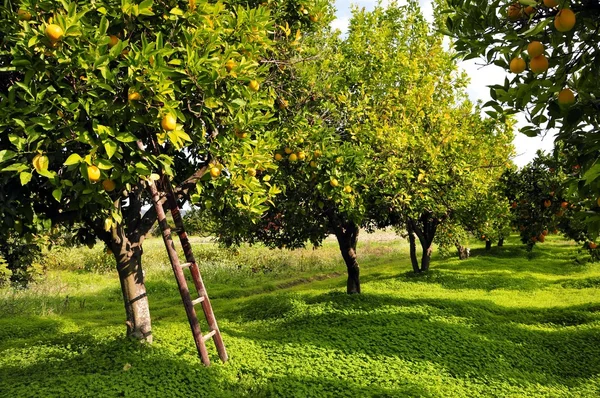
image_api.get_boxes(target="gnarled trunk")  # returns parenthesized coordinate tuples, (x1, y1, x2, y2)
(407, 212, 441, 273)
(455, 242, 469, 260)
(485, 240, 492, 251)
(332, 220, 361, 294)
(407, 224, 420, 273)
(113, 236, 152, 342)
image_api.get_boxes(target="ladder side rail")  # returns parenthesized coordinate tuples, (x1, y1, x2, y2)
(163, 178, 229, 363)
(147, 179, 212, 366)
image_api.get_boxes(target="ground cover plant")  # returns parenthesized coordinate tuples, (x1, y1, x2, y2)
(2, 232, 600, 397)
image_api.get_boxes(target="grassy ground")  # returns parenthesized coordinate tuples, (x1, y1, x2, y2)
(1, 233, 600, 397)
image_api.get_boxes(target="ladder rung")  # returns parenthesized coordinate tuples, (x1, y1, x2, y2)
(191, 296, 205, 306)
(180, 262, 193, 269)
(202, 330, 216, 342)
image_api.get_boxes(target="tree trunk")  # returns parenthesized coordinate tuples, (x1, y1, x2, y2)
(455, 243, 469, 260)
(407, 213, 441, 272)
(420, 242, 432, 272)
(112, 234, 153, 342)
(407, 225, 420, 273)
(333, 221, 361, 294)
(485, 240, 492, 251)
(498, 237, 504, 247)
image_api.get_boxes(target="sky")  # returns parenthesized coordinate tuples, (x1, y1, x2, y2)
(331, 0, 556, 167)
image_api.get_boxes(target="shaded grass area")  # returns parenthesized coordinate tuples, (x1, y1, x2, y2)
(1, 234, 600, 397)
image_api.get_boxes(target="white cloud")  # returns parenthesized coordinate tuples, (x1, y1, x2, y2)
(331, 0, 553, 167)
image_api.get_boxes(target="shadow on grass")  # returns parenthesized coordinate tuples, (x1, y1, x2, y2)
(225, 291, 600, 388)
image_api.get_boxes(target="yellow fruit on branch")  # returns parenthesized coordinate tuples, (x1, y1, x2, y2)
(247, 168, 257, 177)
(558, 88, 575, 106)
(128, 92, 142, 101)
(88, 165, 101, 182)
(248, 80, 260, 92)
(509, 57, 526, 74)
(313, 150, 322, 158)
(297, 151, 306, 160)
(288, 153, 298, 162)
(555, 9, 576, 32)
(284, 147, 293, 154)
(274, 153, 283, 161)
(527, 41, 544, 58)
(543, 0, 558, 7)
(330, 178, 339, 187)
(530, 55, 548, 74)
(17, 9, 32, 21)
(102, 179, 116, 192)
(108, 35, 119, 48)
(235, 131, 248, 139)
(225, 59, 236, 72)
(344, 185, 352, 193)
(45, 24, 64, 42)
(210, 167, 221, 178)
(161, 114, 177, 131)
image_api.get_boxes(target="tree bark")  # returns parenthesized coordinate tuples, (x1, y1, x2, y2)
(407, 225, 420, 273)
(498, 237, 504, 247)
(408, 212, 440, 273)
(485, 240, 492, 251)
(332, 220, 361, 294)
(455, 242, 469, 260)
(114, 241, 152, 342)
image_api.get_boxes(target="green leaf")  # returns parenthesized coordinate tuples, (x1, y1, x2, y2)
(64, 153, 83, 166)
(96, 158, 114, 170)
(0, 150, 16, 164)
(20, 171, 32, 186)
(115, 132, 138, 143)
(52, 188, 62, 202)
(104, 140, 118, 159)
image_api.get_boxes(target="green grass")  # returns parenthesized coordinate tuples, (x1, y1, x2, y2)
(1, 233, 600, 397)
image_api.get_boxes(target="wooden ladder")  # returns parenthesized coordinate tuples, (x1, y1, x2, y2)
(148, 175, 228, 366)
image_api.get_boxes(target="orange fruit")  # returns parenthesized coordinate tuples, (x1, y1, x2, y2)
(543, 199, 551, 208)
(309, 15, 319, 22)
(530, 55, 549, 74)
(509, 58, 526, 74)
(274, 153, 283, 161)
(555, 9, 576, 32)
(284, 147, 293, 154)
(128, 92, 142, 101)
(507, 4, 522, 20)
(225, 59, 236, 72)
(511, 201, 518, 209)
(344, 185, 352, 193)
(248, 80, 260, 92)
(557, 88, 575, 106)
(330, 178, 339, 187)
(527, 41, 544, 58)
(309, 161, 317, 168)
(210, 167, 221, 178)
(108, 35, 119, 48)
(17, 9, 32, 21)
(531, 236, 538, 243)
(597, 197, 600, 207)
(544, 0, 558, 7)
(561, 201, 568, 209)
(102, 179, 116, 192)
(524, 6, 536, 16)
(278, 98, 289, 109)
(88, 165, 101, 182)
(313, 150, 322, 158)
(288, 153, 298, 162)
(538, 234, 546, 243)
(45, 24, 64, 42)
(235, 131, 248, 139)
(161, 114, 177, 131)
(542, 230, 549, 236)
(297, 151, 306, 160)
(590, 242, 598, 250)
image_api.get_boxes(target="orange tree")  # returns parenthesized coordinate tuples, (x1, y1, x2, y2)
(0, 0, 326, 340)
(443, 0, 600, 231)
(503, 151, 599, 258)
